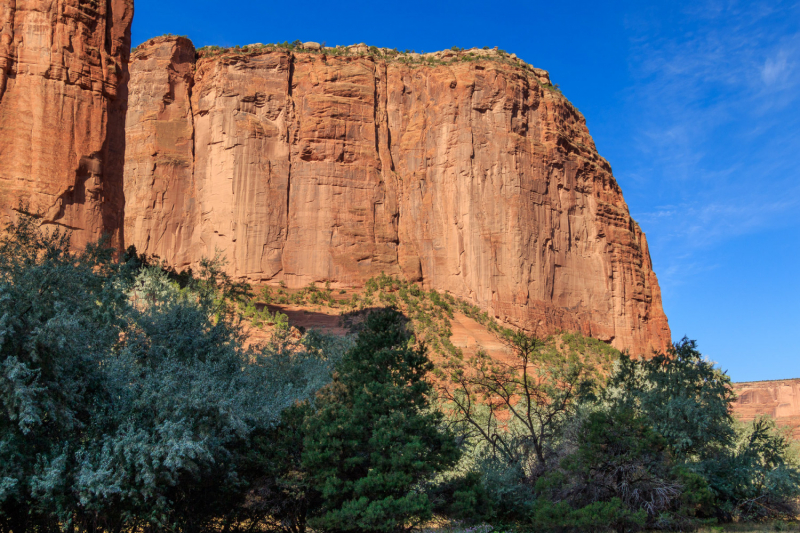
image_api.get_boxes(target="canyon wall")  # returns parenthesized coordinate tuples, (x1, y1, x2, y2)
(124, 37, 671, 355)
(0, 0, 133, 246)
(732, 379, 800, 439)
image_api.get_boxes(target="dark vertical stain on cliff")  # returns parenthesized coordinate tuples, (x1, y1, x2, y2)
(0, 0, 16, 103)
(282, 51, 295, 278)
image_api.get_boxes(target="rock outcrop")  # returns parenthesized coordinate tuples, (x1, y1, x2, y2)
(0, 0, 133, 247)
(123, 37, 671, 355)
(732, 379, 800, 439)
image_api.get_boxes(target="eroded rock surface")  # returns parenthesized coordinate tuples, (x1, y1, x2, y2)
(732, 379, 800, 439)
(0, 0, 133, 246)
(124, 38, 671, 355)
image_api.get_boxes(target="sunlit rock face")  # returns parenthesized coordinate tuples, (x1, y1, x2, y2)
(123, 38, 671, 356)
(732, 380, 800, 439)
(0, 0, 133, 247)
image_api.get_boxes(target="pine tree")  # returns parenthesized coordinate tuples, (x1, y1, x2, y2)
(302, 308, 459, 533)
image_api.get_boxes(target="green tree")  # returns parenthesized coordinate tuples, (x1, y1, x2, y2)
(606, 338, 735, 460)
(606, 339, 800, 521)
(441, 331, 605, 470)
(302, 308, 459, 533)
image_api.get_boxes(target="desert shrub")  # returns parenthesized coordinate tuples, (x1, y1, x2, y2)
(702, 416, 800, 521)
(530, 407, 687, 532)
(427, 470, 493, 524)
(239, 299, 289, 328)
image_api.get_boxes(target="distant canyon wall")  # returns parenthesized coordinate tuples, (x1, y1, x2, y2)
(732, 379, 800, 439)
(122, 37, 671, 355)
(0, 0, 133, 247)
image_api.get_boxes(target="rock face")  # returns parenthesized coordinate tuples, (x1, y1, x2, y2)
(123, 36, 196, 264)
(732, 379, 800, 439)
(124, 38, 671, 355)
(0, 0, 133, 247)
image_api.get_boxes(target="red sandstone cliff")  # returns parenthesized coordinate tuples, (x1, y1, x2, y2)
(0, 0, 133, 246)
(123, 37, 671, 355)
(732, 379, 800, 439)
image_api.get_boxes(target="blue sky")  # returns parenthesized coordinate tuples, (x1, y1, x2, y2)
(132, 0, 800, 382)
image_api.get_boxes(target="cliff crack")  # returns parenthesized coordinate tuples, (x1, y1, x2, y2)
(281, 51, 295, 281)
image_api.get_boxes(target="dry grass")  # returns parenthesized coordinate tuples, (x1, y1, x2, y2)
(697, 522, 800, 533)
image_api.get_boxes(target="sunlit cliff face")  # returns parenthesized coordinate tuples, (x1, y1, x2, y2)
(122, 37, 670, 356)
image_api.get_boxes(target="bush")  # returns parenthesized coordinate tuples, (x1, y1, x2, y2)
(542, 408, 685, 531)
(0, 214, 341, 532)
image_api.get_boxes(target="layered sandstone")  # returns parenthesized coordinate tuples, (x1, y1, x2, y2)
(124, 38, 671, 355)
(0, 0, 133, 246)
(732, 379, 800, 439)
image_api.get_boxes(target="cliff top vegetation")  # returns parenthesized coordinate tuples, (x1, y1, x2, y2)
(134, 35, 565, 95)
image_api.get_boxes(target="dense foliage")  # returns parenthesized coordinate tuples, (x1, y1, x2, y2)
(435, 334, 800, 531)
(0, 217, 347, 533)
(1, 215, 797, 533)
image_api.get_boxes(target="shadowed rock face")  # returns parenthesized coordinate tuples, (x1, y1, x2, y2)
(124, 37, 671, 355)
(0, 0, 133, 247)
(732, 380, 800, 439)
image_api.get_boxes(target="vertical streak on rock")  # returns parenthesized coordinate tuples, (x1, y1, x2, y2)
(283, 52, 294, 278)
(375, 60, 400, 271)
(103, 0, 133, 247)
